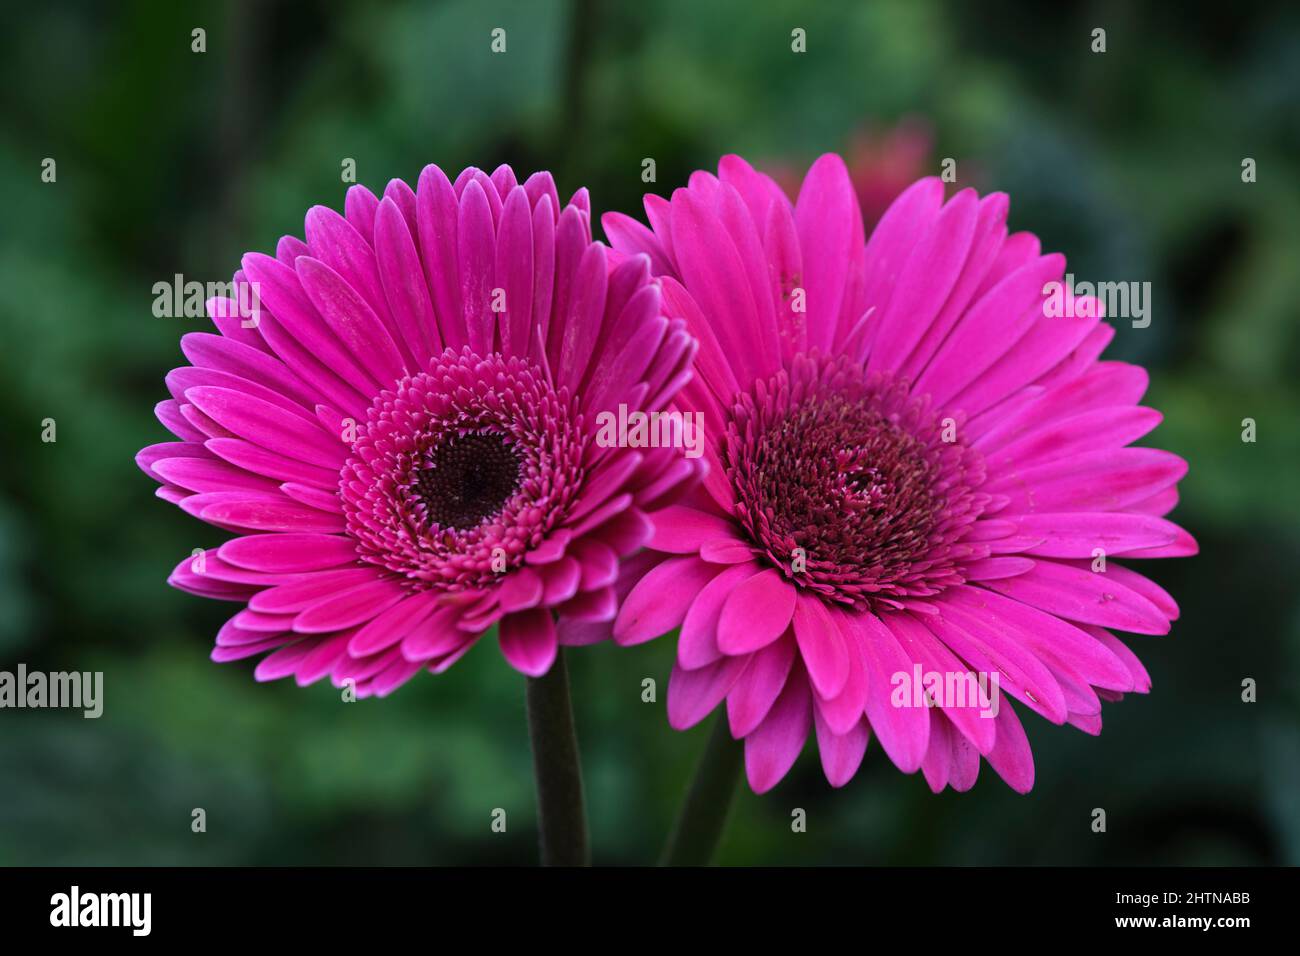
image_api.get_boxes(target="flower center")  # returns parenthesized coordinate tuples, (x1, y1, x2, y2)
(414, 432, 523, 531)
(339, 347, 585, 591)
(724, 353, 989, 611)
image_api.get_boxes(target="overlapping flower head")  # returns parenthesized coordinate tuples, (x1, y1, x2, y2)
(602, 155, 1196, 793)
(138, 164, 700, 696)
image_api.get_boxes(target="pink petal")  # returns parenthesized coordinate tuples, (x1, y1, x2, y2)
(717, 568, 797, 655)
(1093, 561, 1180, 620)
(249, 568, 383, 613)
(253, 639, 317, 681)
(558, 585, 617, 624)
(539, 556, 583, 605)
(403, 608, 475, 660)
(815, 608, 871, 734)
(348, 591, 442, 656)
(898, 191, 1010, 380)
(495, 186, 535, 356)
(921, 714, 954, 793)
(914, 253, 1066, 407)
(962, 556, 1036, 580)
(648, 505, 740, 554)
(981, 559, 1171, 635)
(926, 599, 1068, 724)
(374, 197, 439, 365)
(369, 657, 427, 697)
(948, 725, 981, 792)
(457, 179, 497, 354)
(304, 204, 390, 327)
(1014, 512, 1180, 558)
(792, 591, 850, 699)
(984, 406, 1163, 473)
(239, 254, 380, 401)
(945, 585, 1134, 690)
(193, 492, 345, 533)
(990, 448, 1188, 515)
(280, 480, 343, 514)
(858, 178, 945, 350)
(498, 609, 558, 677)
(293, 577, 407, 633)
(344, 184, 379, 238)
(497, 567, 545, 613)
(415, 164, 465, 350)
(882, 612, 995, 755)
(528, 196, 557, 364)
(601, 211, 675, 275)
(205, 437, 340, 489)
(613, 555, 719, 646)
(555, 243, 609, 393)
(726, 633, 796, 737)
(678, 562, 763, 669)
(667, 656, 748, 730)
(671, 186, 778, 383)
(1081, 625, 1151, 693)
(179, 330, 319, 409)
(186, 386, 341, 470)
(569, 538, 617, 591)
(794, 154, 863, 352)
(211, 636, 288, 662)
(867, 188, 979, 374)
(814, 712, 870, 788)
(151, 456, 280, 494)
(762, 195, 807, 362)
(295, 255, 406, 386)
(847, 610, 929, 774)
(744, 665, 813, 794)
(219, 533, 359, 572)
(986, 703, 1034, 793)
(294, 632, 353, 686)
(699, 538, 756, 564)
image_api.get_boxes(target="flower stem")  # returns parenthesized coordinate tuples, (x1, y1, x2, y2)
(525, 647, 591, 866)
(660, 713, 743, 866)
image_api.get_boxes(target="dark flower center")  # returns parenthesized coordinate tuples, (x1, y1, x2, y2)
(724, 352, 989, 611)
(414, 432, 523, 531)
(339, 347, 585, 591)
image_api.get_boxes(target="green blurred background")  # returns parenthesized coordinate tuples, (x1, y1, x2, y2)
(1, 0, 1298, 865)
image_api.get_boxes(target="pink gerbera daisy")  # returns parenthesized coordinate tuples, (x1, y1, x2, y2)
(602, 155, 1196, 794)
(138, 164, 698, 697)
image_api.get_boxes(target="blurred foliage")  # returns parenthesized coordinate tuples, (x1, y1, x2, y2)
(0, 0, 1297, 866)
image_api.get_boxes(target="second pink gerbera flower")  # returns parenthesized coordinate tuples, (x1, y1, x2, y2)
(139, 164, 699, 696)
(603, 155, 1196, 794)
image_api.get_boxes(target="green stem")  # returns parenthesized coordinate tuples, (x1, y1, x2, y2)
(660, 713, 744, 866)
(525, 647, 591, 866)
